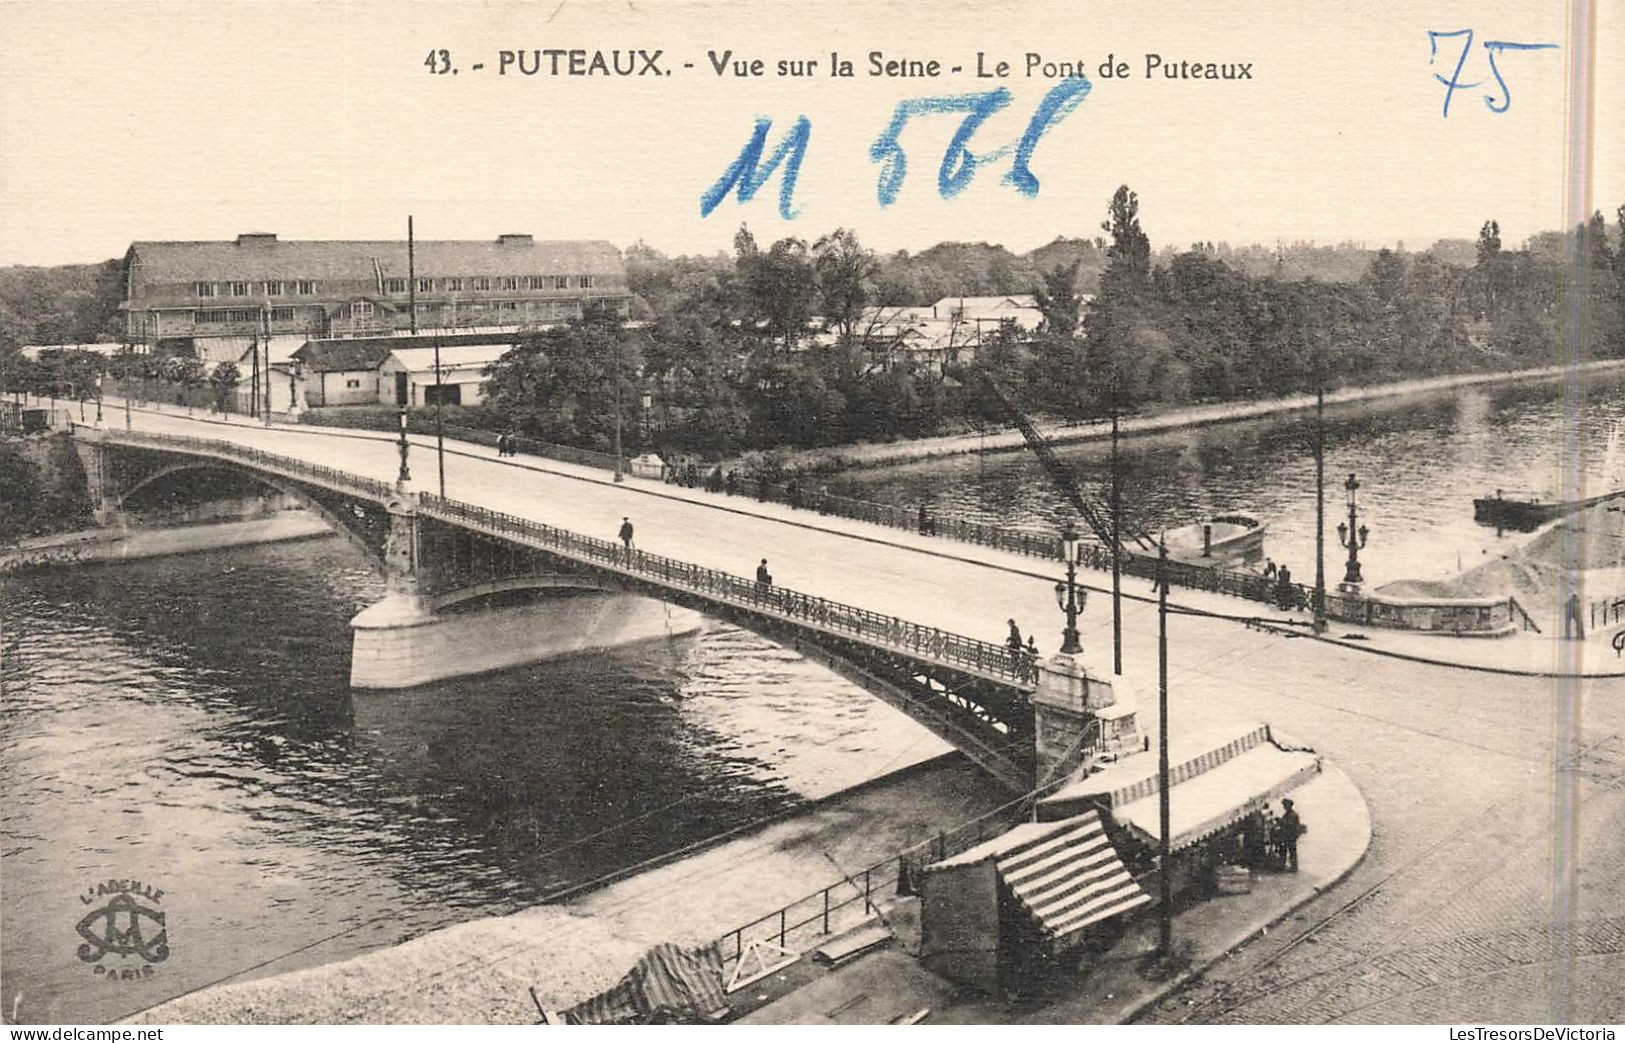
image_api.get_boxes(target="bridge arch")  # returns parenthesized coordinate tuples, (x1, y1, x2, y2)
(115, 459, 386, 572)
(428, 573, 624, 612)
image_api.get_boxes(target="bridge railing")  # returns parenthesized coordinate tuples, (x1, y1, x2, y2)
(99, 427, 398, 501)
(419, 492, 1041, 688)
(293, 408, 1305, 612)
(95, 428, 1038, 689)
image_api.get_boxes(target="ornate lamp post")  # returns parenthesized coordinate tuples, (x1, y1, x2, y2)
(395, 407, 412, 487)
(1337, 472, 1369, 587)
(640, 388, 653, 453)
(1052, 522, 1086, 655)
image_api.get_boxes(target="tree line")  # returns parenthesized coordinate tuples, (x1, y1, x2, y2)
(483, 193, 1625, 458)
(4, 196, 1622, 461)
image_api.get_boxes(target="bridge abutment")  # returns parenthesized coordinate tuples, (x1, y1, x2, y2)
(347, 484, 705, 688)
(1031, 652, 1138, 785)
(70, 428, 126, 529)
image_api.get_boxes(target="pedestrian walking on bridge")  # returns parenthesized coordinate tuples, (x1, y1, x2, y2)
(618, 517, 635, 561)
(1006, 619, 1024, 669)
(755, 558, 773, 589)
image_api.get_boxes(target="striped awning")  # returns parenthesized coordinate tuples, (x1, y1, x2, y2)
(1114, 744, 1321, 852)
(562, 941, 728, 1025)
(932, 811, 1151, 948)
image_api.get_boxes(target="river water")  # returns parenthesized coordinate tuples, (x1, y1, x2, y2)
(837, 371, 1625, 588)
(3, 371, 1622, 1024)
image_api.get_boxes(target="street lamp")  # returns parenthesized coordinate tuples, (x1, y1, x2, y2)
(640, 388, 653, 453)
(1053, 521, 1086, 655)
(1337, 472, 1369, 587)
(395, 407, 412, 487)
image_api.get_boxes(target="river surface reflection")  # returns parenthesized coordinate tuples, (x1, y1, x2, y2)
(0, 541, 944, 1023)
(835, 373, 1625, 587)
(3, 372, 1620, 1024)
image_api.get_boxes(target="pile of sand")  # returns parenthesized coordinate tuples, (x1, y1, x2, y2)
(1377, 500, 1625, 620)
(1520, 497, 1625, 570)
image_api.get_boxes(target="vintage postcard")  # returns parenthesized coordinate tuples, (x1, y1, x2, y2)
(2, 0, 1622, 1031)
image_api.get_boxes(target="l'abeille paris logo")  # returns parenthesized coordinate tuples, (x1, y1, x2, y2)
(76, 879, 170, 979)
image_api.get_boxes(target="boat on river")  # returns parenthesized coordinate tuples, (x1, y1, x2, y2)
(1473, 488, 1625, 532)
(1162, 512, 1268, 567)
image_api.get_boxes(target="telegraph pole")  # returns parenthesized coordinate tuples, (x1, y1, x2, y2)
(1110, 382, 1124, 675)
(1314, 370, 1328, 633)
(122, 340, 132, 430)
(408, 216, 417, 335)
(433, 334, 445, 497)
(1157, 536, 1172, 959)
(261, 304, 272, 425)
(613, 338, 625, 483)
(1313, 322, 1327, 633)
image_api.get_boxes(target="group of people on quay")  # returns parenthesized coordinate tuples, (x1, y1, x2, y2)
(1242, 796, 1308, 873)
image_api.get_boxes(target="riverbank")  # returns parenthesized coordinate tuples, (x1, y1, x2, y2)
(0, 511, 332, 572)
(753, 358, 1625, 474)
(128, 754, 1007, 1024)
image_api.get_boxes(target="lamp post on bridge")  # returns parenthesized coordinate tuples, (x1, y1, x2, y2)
(1337, 472, 1369, 589)
(395, 407, 412, 488)
(640, 387, 652, 453)
(1052, 521, 1086, 655)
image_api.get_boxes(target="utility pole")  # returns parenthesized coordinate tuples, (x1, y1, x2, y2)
(433, 334, 445, 497)
(1313, 361, 1328, 634)
(261, 304, 272, 426)
(408, 215, 418, 335)
(1110, 382, 1124, 675)
(1157, 536, 1172, 959)
(613, 337, 625, 483)
(249, 319, 260, 419)
(122, 340, 132, 430)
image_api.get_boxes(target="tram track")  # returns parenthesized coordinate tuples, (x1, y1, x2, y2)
(1157, 729, 1625, 1024)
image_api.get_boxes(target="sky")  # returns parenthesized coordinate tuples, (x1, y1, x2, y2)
(0, 0, 1619, 266)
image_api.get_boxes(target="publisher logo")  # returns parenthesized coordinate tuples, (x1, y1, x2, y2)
(76, 879, 169, 978)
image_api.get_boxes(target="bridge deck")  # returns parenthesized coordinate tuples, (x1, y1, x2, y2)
(84, 404, 1620, 680)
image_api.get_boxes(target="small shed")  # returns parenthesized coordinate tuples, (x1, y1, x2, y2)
(376, 343, 512, 407)
(919, 810, 1150, 993)
(289, 338, 394, 406)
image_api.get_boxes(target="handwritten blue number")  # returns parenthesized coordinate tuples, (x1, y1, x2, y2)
(700, 116, 811, 220)
(1481, 41, 1560, 114)
(1428, 28, 1479, 118)
(1005, 76, 1092, 197)
(870, 90, 1010, 206)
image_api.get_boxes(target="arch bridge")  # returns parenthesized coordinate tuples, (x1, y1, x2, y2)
(73, 427, 1072, 790)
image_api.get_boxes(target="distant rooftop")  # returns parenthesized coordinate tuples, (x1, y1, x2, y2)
(124, 235, 626, 286)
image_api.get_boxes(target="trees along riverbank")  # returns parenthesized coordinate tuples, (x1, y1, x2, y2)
(473, 191, 1625, 474)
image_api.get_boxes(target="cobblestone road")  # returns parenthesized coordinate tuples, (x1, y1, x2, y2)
(1139, 637, 1625, 1024)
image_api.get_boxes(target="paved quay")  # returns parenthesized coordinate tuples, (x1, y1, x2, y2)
(739, 762, 1369, 1025)
(86, 405, 1625, 1022)
(131, 757, 1006, 1023)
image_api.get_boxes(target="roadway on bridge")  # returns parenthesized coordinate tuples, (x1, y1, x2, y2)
(99, 408, 1625, 1022)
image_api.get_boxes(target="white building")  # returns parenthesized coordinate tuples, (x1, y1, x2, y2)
(376, 343, 512, 407)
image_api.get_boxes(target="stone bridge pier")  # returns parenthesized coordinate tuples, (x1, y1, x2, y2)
(347, 476, 700, 689)
(71, 426, 126, 529)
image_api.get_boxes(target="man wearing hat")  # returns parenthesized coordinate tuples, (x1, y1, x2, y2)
(618, 517, 635, 561)
(1277, 797, 1306, 872)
